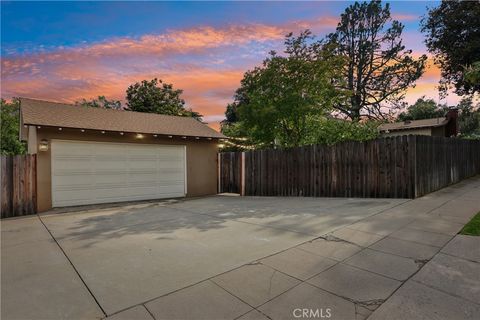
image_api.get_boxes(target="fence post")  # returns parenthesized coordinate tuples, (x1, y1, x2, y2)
(240, 152, 246, 196)
(217, 153, 221, 194)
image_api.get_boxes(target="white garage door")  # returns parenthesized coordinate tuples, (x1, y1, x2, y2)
(51, 140, 186, 207)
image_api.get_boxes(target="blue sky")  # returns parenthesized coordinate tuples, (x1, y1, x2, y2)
(1, 1, 450, 128)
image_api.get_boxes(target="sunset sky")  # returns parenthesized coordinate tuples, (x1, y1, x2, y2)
(1, 1, 461, 130)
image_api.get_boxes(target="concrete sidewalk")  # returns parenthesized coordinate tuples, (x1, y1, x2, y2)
(369, 234, 480, 320)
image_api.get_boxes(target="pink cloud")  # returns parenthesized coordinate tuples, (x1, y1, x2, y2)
(2, 18, 339, 126)
(391, 13, 419, 21)
(1, 15, 452, 131)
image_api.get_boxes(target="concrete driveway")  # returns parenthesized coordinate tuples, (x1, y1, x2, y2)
(2, 178, 479, 320)
(2, 196, 406, 319)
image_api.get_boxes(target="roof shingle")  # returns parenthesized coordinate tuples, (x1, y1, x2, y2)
(20, 98, 225, 139)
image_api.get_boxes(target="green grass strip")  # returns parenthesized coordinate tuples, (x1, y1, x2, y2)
(460, 211, 480, 236)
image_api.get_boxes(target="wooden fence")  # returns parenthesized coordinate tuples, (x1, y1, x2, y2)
(414, 136, 480, 196)
(218, 136, 480, 199)
(1, 155, 37, 219)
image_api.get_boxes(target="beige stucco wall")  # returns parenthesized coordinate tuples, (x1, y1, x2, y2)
(32, 127, 220, 212)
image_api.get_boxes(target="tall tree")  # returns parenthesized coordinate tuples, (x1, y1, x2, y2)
(234, 31, 346, 147)
(327, 0, 427, 120)
(422, 0, 480, 96)
(397, 97, 445, 121)
(75, 96, 122, 109)
(126, 78, 202, 120)
(1, 98, 26, 155)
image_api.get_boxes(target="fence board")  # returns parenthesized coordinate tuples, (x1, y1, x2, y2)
(1, 154, 37, 219)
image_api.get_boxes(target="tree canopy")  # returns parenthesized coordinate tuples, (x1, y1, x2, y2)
(421, 0, 480, 96)
(327, 0, 426, 120)
(1, 98, 26, 155)
(126, 78, 202, 120)
(229, 31, 347, 148)
(397, 97, 446, 121)
(75, 96, 122, 109)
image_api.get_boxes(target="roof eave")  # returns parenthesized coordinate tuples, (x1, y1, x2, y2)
(23, 123, 226, 139)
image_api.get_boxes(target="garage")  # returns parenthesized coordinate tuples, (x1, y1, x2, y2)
(19, 98, 224, 211)
(51, 140, 186, 207)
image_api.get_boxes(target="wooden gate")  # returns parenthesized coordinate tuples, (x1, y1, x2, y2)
(218, 152, 242, 193)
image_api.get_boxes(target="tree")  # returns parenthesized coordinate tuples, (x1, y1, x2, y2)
(422, 0, 480, 95)
(464, 61, 480, 89)
(1, 98, 26, 155)
(75, 96, 122, 109)
(301, 116, 379, 146)
(221, 84, 249, 127)
(233, 31, 347, 147)
(327, 0, 427, 120)
(456, 96, 480, 139)
(397, 97, 445, 121)
(125, 78, 202, 120)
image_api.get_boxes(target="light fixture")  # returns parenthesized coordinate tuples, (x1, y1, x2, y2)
(168, 135, 173, 138)
(81, 129, 85, 133)
(37, 126, 41, 129)
(58, 127, 62, 131)
(136, 133, 144, 139)
(101, 131, 105, 134)
(120, 132, 124, 136)
(207, 138, 212, 140)
(153, 134, 158, 138)
(182, 136, 187, 139)
(218, 143, 225, 149)
(38, 139, 49, 152)
(195, 137, 200, 140)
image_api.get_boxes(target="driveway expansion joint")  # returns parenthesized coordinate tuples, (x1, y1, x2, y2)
(36, 214, 108, 317)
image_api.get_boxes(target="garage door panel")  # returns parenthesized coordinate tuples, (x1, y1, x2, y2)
(94, 187, 157, 199)
(158, 160, 184, 167)
(55, 175, 93, 187)
(158, 185, 184, 194)
(54, 143, 92, 156)
(52, 141, 186, 207)
(54, 159, 93, 171)
(53, 190, 93, 207)
(128, 173, 158, 183)
(133, 161, 159, 170)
